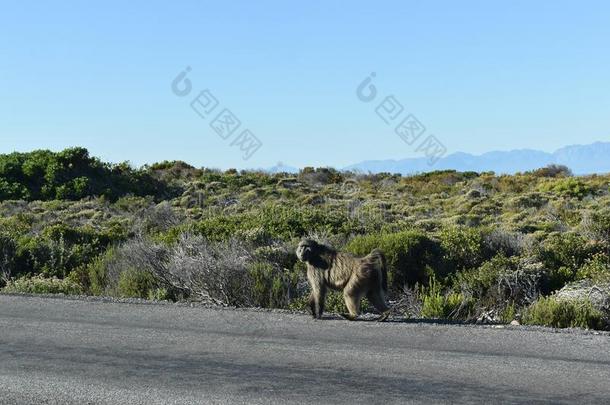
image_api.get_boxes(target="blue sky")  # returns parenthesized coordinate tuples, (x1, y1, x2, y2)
(1, 0, 609, 169)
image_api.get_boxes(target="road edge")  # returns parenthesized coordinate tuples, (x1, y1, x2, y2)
(1, 291, 609, 337)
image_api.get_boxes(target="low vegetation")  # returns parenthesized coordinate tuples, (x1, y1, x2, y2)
(522, 297, 604, 330)
(2, 148, 610, 330)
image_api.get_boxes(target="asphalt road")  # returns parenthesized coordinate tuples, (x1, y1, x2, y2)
(1, 295, 610, 404)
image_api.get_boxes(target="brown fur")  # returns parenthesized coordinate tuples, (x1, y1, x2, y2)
(296, 239, 390, 320)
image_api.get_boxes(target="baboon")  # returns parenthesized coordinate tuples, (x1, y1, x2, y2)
(296, 239, 390, 321)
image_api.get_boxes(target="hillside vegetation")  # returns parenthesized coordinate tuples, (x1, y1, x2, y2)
(2, 148, 610, 329)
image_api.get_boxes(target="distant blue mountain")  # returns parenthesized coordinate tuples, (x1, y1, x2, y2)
(553, 142, 610, 175)
(343, 142, 610, 175)
(266, 162, 299, 174)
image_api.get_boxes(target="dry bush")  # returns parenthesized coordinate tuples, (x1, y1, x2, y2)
(0, 233, 16, 285)
(122, 233, 256, 306)
(390, 286, 423, 318)
(135, 201, 182, 234)
(581, 209, 610, 247)
(532, 164, 573, 178)
(555, 280, 610, 315)
(483, 228, 532, 258)
(455, 256, 542, 315)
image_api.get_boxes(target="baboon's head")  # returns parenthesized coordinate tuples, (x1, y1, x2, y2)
(296, 239, 319, 263)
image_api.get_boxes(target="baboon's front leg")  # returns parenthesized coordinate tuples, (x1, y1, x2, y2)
(308, 293, 316, 318)
(310, 285, 326, 319)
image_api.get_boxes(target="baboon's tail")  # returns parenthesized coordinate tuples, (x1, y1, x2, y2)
(370, 249, 388, 293)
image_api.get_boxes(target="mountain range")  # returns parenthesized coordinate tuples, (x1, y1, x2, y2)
(268, 142, 610, 175)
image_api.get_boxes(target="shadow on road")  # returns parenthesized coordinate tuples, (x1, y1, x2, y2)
(321, 313, 502, 327)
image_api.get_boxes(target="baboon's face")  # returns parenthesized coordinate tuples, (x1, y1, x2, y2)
(296, 240, 316, 263)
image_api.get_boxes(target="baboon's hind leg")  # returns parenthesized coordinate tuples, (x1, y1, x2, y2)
(339, 312, 357, 321)
(367, 290, 391, 322)
(342, 280, 364, 321)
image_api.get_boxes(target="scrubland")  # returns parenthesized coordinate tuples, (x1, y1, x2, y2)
(2, 148, 610, 329)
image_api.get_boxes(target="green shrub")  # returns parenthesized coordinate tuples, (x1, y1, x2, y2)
(545, 266, 575, 293)
(523, 297, 605, 330)
(439, 226, 485, 270)
(508, 192, 548, 209)
(253, 245, 297, 271)
(576, 254, 610, 282)
(540, 232, 596, 271)
(539, 178, 593, 199)
(12, 224, 122, 280)
(249, 262, 298, 308)
(188, 204, 355, 243)
(117, 268, 156, 298)
(0, 179, 29, 200)
(79, 247, 116, 296)
(188, 215, 251, 242)
(346, 230, 442, 289)
(3, 274, 83, 295)
(500, 303, 517, 323)
(538, 232, 599, 291)
(420, 278, 471, 319)
(0, 147, 180, 202)
(148, 287, 171, 301)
